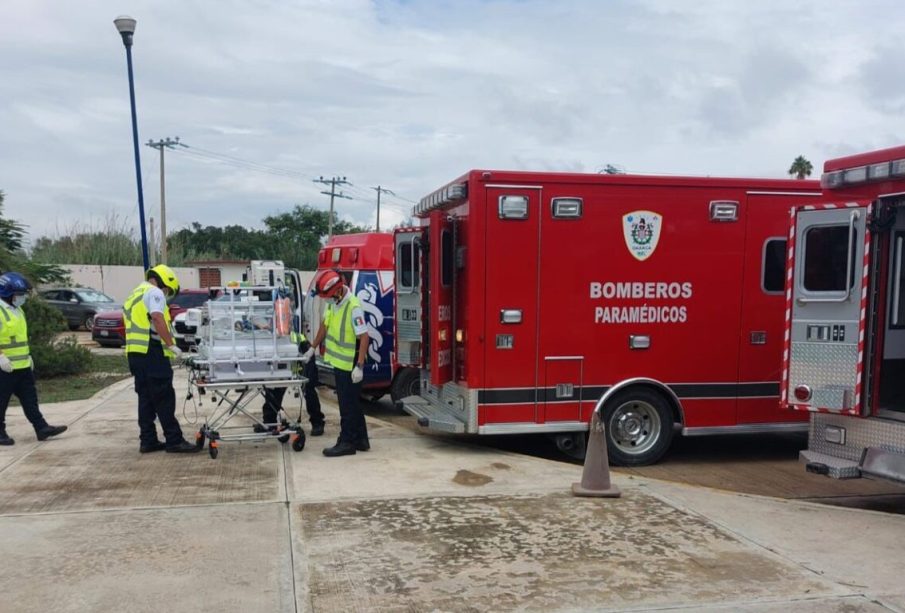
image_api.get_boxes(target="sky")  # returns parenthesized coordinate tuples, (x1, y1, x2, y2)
(2, 0, 905, 247)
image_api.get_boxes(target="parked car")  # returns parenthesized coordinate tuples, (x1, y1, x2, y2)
(91, 288, 219, 348)
(92, 310, 126, 347)
(40, 287, 120, 331)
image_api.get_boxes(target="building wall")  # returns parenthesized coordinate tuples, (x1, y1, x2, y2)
(52, 265, 316, 302)
(55, 265, 201, 302)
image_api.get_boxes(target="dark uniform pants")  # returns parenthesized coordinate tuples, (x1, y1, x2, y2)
(334, 367, 368, 446)
(0, 368, 49, 432)
(262, 359, 325, 426)
(128, 342, 183, 446)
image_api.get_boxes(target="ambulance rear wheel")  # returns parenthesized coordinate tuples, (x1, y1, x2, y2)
(602, 389, 674, 467)
(390, 368, 420, 405)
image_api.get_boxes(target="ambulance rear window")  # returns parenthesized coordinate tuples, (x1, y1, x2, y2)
(803, 225, 857, 292)
(398, 242, 419, 290)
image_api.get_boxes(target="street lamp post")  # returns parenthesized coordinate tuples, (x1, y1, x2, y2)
(114, 15, 150, 271)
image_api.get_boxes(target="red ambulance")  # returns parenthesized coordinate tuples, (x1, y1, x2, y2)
(783, 145, 905, 484)
(304, 233, 421, 403)
(395, 170, 821, 465)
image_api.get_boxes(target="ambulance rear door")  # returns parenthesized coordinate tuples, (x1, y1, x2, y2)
(784, 203, 871, 415)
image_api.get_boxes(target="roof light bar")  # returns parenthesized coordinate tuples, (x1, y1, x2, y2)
(414, 182, 467, 217)
(822, 157, 905, 189)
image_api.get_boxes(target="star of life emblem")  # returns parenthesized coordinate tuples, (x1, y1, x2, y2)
(622, 211, 662, 261)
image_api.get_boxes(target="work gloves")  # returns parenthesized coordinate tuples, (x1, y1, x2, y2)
(351, 365, 363, 384)
(300, 347, 315, 364)
(168, 345, 183, 359)
(0, 355, 11, 373)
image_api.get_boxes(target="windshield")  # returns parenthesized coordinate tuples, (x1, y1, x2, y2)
(76, 290, 115, 303)
(171, 292, 209, 308)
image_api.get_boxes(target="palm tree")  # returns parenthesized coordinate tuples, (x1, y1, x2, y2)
(788, 156, 813, 180)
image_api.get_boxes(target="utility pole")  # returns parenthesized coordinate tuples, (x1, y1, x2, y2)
(148, 217, 156, 266)
(146, 136, 183, 264)
(371, 186, 395, 232)
(313, 176, 351, 239)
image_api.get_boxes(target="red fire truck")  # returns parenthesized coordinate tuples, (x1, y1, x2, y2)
(783, 145, 905, 484)
(395, 170, 821, 464)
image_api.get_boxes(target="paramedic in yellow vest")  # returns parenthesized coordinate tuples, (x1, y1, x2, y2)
(124, 265, 198, 454)
(0, 272, 67, 446)
(302, 270, 369, 457)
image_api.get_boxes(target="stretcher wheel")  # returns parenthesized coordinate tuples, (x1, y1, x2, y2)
(278, 434, 291, 444)
(195, 431, 205, 450)
(209, 441, 219, 459)
(291, 433, 306, 452)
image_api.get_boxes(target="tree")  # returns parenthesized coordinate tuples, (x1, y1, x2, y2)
(262, 205, 368, 269)
(0, 190, 66, 284)
(788, 155, 813, 180)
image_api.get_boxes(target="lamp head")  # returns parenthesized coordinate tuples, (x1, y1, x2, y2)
(114, 15, 136, 46)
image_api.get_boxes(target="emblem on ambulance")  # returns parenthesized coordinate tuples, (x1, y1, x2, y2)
(622, 211, 661, 261)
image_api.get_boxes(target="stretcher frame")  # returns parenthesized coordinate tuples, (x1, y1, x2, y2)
(188, 371, 309, 458)
(183, 283, 309, 458)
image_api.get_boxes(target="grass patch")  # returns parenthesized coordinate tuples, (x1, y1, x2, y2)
(12, 353, 132, 405)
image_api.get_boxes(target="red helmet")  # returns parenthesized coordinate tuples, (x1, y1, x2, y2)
(316, 270, 344, 299)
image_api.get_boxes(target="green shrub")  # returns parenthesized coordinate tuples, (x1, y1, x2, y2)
(22, 294, 66, 345)
(31, 336, 93, 378)
(20, 295, 92, 377)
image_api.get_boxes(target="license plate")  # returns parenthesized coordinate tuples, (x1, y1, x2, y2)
(184, 334, 195, 343)
(100, 330, 109, 336)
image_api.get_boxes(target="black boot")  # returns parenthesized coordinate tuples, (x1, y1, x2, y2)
(0, 429, 14, 446)
(166, 440, 201, 453)
(355, 438, 370, 452)
(323, 441, 356, 457)
(310, 422, 325, 437)
(36, 425, 67, 441)
(139, 441, 167, 453)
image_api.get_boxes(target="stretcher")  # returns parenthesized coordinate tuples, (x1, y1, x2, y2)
(182, 285, 308, 459)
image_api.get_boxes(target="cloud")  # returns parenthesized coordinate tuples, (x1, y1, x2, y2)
(2, 0, 905, 244)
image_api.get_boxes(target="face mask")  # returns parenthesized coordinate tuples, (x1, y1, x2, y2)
(12, 295, 27, 308)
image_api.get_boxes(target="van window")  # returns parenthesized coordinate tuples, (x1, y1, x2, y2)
(441, 229, 453, 286)
(803, 225, 856, 292)
(762, 239, 786, 293)
(891, 232, 905, 328)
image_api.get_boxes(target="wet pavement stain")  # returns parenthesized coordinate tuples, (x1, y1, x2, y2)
(490, 462, 511, 470)
(452, 470, 493, 487)
(299, 492, 832, 612)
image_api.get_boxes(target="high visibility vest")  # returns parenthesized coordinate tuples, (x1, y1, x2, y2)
(323, 296, 361, 372)
(123, 282, 174, 357)
(0, 302, 31, 371)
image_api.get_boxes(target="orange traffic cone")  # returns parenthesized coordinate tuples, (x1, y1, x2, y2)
(572, 411, 621, 498)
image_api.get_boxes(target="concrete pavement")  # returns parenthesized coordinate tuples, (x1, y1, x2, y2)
(0, 374, 903, 612)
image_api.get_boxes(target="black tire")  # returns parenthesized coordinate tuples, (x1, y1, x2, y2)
(602, 388, 675, 467)
(84, 315, 95, 331)
(291, 432, 306, 452)
(209, 444, 218, 459)
(390, 368, 420, 405)
(278, 434, 290, 444)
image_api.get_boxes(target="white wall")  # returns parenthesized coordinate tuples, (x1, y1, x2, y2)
(56, 265, 200, 302)
(52, 265, 316, 302)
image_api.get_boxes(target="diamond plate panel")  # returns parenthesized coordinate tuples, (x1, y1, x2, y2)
(810, 413, 905, 464)
(789, 341, 858, 410)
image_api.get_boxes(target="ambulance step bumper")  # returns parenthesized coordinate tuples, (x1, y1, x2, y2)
(398, 395, 466, 434)
(860, 447, 905, 484)
(799, 450, 860, 479)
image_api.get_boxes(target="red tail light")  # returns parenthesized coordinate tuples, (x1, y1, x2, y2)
(794, 385, 812, 402)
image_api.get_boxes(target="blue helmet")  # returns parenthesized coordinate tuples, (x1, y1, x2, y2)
(0, 272, 31, 299)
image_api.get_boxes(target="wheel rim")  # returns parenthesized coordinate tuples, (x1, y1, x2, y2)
(85, 316, 94, 331)
(609, 400, 662, 455)
(408, 377, 420, 396)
